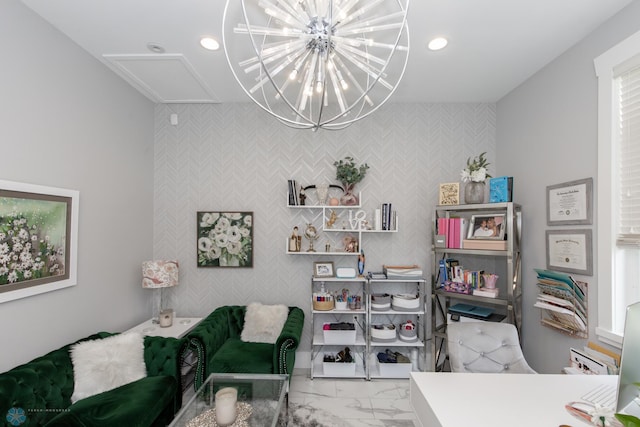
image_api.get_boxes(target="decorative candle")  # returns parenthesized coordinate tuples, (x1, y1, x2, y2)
(215, 387, 237, 426)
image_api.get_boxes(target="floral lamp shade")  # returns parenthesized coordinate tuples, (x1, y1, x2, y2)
(142, 260, 179, 289)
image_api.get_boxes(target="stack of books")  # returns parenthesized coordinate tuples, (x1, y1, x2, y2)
(436, 217, 469, 249)
(383, 265, 423, 280)
(287, 179, 299, 206)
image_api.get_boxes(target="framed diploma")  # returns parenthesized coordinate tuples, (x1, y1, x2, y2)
(546, 178, 593, 225)
(546, 229, 593, 275)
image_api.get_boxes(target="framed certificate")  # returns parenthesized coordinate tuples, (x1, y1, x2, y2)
(546, 229, 593, 275)
(546, 178, 593, 225)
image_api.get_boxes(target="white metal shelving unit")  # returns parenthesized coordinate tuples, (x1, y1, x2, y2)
(367, 278, 427, 379)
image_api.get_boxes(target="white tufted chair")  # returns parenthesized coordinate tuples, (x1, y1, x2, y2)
(447, 322, 536, 373)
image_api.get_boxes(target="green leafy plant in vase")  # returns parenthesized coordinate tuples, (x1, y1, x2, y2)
(334, 156, 369, 206)
(460, 152, 492, 204)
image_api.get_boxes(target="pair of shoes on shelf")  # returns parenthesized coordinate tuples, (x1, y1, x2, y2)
(336, 347, 353, 363)
(377, 349, 410, 364)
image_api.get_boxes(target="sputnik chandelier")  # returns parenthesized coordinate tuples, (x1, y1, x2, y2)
(223, 0, 410, 131)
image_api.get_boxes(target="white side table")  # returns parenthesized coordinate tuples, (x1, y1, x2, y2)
(126, 317, 204, 392)
(126, 317, 203, 338)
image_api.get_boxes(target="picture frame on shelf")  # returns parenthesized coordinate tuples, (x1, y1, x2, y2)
(467, 213, 506, 240)
(314, 261, 335, 278)
(197, 211, 253, 268)
(546, 177, 593, 225)
(0, 180, 79, 304)
(546, 229, 593, 276)
(438, 182, 460, 206)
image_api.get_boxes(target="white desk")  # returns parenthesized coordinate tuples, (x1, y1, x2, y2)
(410, 372, 617, 427)
(125, 317, 202, 338)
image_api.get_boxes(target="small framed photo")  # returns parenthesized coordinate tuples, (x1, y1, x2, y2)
(467, 214, 506, 240)
(438, 182, 460, 206)
(314, 261, 335, 278)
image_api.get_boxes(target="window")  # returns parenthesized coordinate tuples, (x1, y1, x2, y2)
(594, 30, 640, 348)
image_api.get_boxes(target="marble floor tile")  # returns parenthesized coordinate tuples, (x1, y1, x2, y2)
(285, 373, 420, 427)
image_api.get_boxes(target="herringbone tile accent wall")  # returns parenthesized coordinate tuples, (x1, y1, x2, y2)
(154, 102, 496, 361)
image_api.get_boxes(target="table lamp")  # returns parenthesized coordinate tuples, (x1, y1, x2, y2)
(142, 260, 179, 327)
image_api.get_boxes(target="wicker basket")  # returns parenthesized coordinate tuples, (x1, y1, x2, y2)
(313, 299, 335, 311)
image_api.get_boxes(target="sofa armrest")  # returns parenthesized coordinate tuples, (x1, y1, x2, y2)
(143, 336, 188, 410)
(274, 307, 304, 377)
(186, 308, 233, 389)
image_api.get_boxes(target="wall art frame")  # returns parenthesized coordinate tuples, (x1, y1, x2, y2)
(467, 213, 506, 240)
(0, 180, 79, 303)
(546, 177, 593, 225)
(546, 229, 593, 276)
(314, 261, 335, 278)
(438, 182, 460, 206)
(197, 211, 253, 268)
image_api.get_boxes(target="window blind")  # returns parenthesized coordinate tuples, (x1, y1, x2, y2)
(617, 63, 640, 245)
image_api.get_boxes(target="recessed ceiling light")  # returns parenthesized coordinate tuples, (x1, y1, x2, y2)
(200, 37, 220, 51)
(146, 42, 165, 54)
(428, 37, 448, 51)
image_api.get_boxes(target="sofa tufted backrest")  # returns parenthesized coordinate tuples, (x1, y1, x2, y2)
(0, 332, 113, 427)
(0, 332, 187, 427)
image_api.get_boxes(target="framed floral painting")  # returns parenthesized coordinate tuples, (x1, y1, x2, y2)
(0, 180, 79, 303)
(197, 211, 253, 267)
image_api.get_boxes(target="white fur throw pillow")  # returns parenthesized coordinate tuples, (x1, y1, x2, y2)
(241, 303, 289, 344)
(70, 332, 147, 403)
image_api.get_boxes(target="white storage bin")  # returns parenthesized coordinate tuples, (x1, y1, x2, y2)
(323, 362, 356, 376)
(378, 361, 412, 378)
(323, 323, 356, 344)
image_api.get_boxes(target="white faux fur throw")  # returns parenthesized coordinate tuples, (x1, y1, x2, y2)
(241, 303, 289, 344)
(70, 332, 147, 403)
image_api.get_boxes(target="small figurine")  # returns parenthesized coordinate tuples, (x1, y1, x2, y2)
(299, 187, 306, 206)
(289, 226, 300, 252)
(326, 210, 338, 228)
(358, 250, 365, 276)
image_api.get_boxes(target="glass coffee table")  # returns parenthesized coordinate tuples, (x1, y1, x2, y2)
(170, 373, 289, 427)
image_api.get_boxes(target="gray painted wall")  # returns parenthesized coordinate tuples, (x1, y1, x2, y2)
(0, 0, 154, 371)
(497, 1, 640, 373)
(153, 102, 496, 368)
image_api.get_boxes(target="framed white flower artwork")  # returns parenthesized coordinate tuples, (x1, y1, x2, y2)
(197, 211, 253, 267)
(0, 180, 79, 303)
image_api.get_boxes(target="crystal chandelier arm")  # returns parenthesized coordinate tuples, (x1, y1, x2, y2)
(339, 22, 405, 36)
(259, 0, 309, 26)
(234, 24, 307, 38)
(335, 42, 388, 67)
(338, 0, 386, 27)
(278, 0, 311, 22)
(332, 54, 374, 107)
(239, 40, 307, 72)
(247, 47, 308, 94)
(326, 58, 348, 113)
(337, 10, 407, 33)
(333, 46, 394, 91)
(333, 0, 362, 20)
(332, 35, 408, 52)
(299, 52, 318, 111)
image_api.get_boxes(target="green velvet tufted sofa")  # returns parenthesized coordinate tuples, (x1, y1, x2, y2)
(186, 305, 304, 389)
(0, 332, 187, 427)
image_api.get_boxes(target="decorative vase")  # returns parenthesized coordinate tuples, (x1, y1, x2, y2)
(340, 183, 359, 206)
(316, 183, 329, 205)
(464, 181, 485, 204)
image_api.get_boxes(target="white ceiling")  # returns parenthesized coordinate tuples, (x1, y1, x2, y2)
(20, 0, 634, 104)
